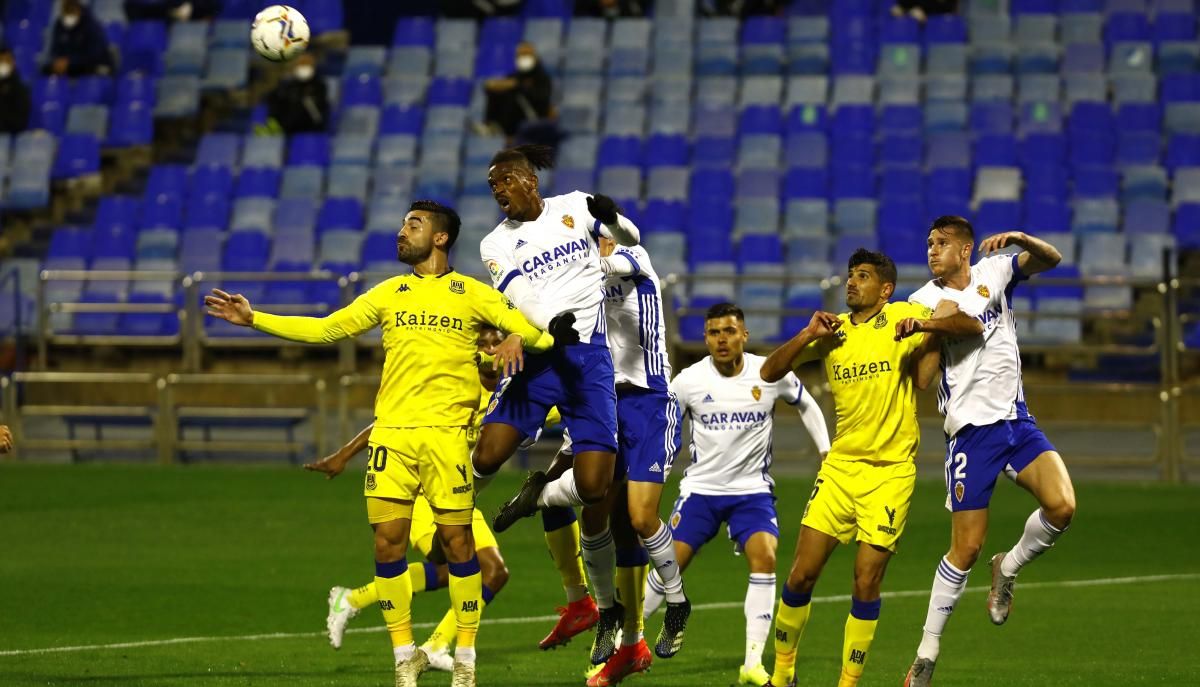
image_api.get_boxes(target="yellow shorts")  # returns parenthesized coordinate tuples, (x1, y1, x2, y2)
(800, 458, 916, 553)
(409, 496, 499, 556)
(364, 426, 475, 522)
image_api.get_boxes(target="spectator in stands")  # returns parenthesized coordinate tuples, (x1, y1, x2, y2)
(265, 53, 330, 134)
(0, 425, 12, 453)
(701, 0, 782, 16)
(891, 0, 959, 22)
(0, 47, 31, 134)
(480, 42, 555, 139)
(45, 0, 115, 77)
(124, 0, 223, 22)
(442, 0, 523, 18)
(576, 0, 648, 17)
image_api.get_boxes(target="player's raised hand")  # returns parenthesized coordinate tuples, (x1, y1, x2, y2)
(804, 311, 842, 338)
(978, 231, 1027, 256)
(0, 425, 12, 454)
(204, 289, 254, 326)
(586, 194, 619, 225)
(493, 333, 527, 378)
(894, 317, 925, 340)
(303, 451, 350, 479)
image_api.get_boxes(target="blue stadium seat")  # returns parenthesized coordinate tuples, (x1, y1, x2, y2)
(108, 100, 153, 147)
(230, 198, 275, 234)
(736, 169, 781, 200)
(970, 102, 1014, 135)
(924, 15, 967, 46)
(1122, 198, 1170, 234)
(155, 76, 200, 117)
(975, 200, 1022, 234)
(784, 168, 828, 199)
(643, 134, 689, 169)
(640, 200, 686, 233)
(185, 194, 230, 232)
(71, 76, 114, 106)
(280, 165, 325, 199)
(975, 134, 1019, 167)
(221, 231, 270, 273)
(287, 134, 330, 167)
(691, 136, 736, 169)
(738, 135, 782, 168)
(1121, 165, 1167, 201)
(598, 136, 642, 168)
(1173, 203, 1200, 248)
(1019, 102, 1064, 135)
(393, 17, 435, 47)
(196, 134, 241, 168)
(141, 195, 183, 231)
(1073, 198, 1120, 233)
(233, 167, 279, 198)
(66, 105, 109, 140)
(426, 78, 472, 107)
(832, 169, 875, 200)
(123, 21, 168, 76)
(52, 134, 99, 180)
(1073, 167, 1119, 198)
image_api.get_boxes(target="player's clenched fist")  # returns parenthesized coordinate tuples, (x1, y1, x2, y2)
(205, 289, 254, 326)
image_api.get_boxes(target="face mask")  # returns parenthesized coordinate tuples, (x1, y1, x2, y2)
(0, 63, 12, 79)
(294, 65, 315, 81)
(515, 55, 536, 73)
(61, 14, 80, 29)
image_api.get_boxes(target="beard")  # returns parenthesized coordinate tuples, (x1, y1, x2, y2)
(397, 242, 431, 265)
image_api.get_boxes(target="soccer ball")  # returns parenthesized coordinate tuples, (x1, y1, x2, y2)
(250, 5, 310, 62)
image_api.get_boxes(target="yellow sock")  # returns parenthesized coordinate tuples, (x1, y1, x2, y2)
(374, 559, 414, 650)
(615, 555, 648, 643)
(347, 581, 377, 610)
(448, 557, 483, 659)
(771, 589, 813, 687)
(423, 586, 493, 654)
(543, 509, 587, 595)
(423, 608, 458, 654)
(840, 599, 881, 686)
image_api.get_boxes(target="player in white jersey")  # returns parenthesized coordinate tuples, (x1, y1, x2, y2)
(647, 302, 831, 687)
(897, 216, 1077, 687)
(471, 145, 640, 538)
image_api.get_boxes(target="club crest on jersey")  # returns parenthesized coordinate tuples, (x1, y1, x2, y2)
(365, 473, 377, 491)
(954, 481, 965, 502)
(450, 279, 465, 294)
(751, 385, 762, 401)
(562, 215, 574, 228)
(874, 311, 888, 329)
(977, 285, 990, 299)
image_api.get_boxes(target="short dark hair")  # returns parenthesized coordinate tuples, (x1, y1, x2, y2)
(489, 144, 556, 172)
(848, 248, 898, 286)
(930, 215, 975, 242)
(409, 200, 461, 249)
(705, 302, 745, 322)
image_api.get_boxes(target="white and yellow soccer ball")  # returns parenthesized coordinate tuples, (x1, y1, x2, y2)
(250, 5, 310, 62)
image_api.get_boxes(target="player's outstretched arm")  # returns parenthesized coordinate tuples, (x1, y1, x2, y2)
(978, 230, 1062, 277)
(760, 311, 841, 382)
(0, 425, 12, 454)
(206, 288, 380, 344)
(588, 193, 640, 246)
(303, 423, 373, 479)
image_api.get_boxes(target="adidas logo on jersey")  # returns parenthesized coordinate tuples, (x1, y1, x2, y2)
(702, 394, 714, 403)
(515, 239, 527, 249)
(649, 462, 661, 473)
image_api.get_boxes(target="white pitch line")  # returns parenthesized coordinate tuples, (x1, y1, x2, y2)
(2, 572, 1196, 658)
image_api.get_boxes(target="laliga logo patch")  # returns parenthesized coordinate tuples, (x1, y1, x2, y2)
(487, 261, 503, 280)
(365, 473, 377, 491)
(562, 215, 575, 228)
(874, 311, 888, 329)
(954, 480, 965, 502)
(751, 385, 762, 401)
(977, 285, 990, 299)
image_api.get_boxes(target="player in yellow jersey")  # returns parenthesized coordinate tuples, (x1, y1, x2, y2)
(205, 201, 554, 687)
(308, 326, 583, 672)
(757, 249, 944, 687)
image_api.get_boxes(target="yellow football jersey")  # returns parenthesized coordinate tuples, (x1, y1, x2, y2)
(252, 271, 553, 428)
(793, 300, 932, 465)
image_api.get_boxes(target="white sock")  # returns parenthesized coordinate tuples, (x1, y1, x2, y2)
(537, 468, 585, 508)
(565, 584, 588, 603)
(917, 557, 970, 662)
(454, 645, 476, 665)
(640, 521, 686, 603)
(581, 528, 616, 608)
(643, 568, 666, 618)
(393, 644, 415, 663)
(1000, 509, 1066, 578)
(744, 573, 776, 669)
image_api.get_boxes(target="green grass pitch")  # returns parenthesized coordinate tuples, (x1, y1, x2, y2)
(1, 464, 1197, 686)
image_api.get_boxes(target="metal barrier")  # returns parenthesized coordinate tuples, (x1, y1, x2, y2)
(0, 371, 329, 463)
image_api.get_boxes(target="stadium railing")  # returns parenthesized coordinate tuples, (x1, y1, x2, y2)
(0, 371, 329, 463)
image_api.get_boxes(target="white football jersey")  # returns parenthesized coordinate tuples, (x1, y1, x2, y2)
(909, 254, 1031, 438)
(479, 191, 608, 345)
(603, 245, 670, 392)
(670, 353, 805, 496)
